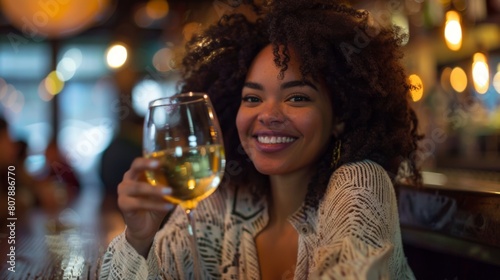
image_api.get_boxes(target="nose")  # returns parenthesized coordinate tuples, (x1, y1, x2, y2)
(257, 101, 286, 128)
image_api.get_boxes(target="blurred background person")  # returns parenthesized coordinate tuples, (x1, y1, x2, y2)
(33, 139, 81, 217)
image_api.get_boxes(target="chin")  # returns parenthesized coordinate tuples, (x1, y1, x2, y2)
(253, 164, 289, 176)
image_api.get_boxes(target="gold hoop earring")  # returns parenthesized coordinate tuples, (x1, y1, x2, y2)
(331, 139, 341, 169)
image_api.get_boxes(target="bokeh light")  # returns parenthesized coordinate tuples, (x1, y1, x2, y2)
(132, 79, 164, 116)
(450, 67, 467, 93)
(409, 74, 424, 102)
(38, 80, 53, 101)
(134, 5, 154, 28)
(56, 48, 83, 81)
(392, 11, 410, 46)
(0, 83, 24, 113)
(56, 57, 77, 81)
(493, 64, 500, 94)
(444, 11, 462, 51)
(44, 71, 65, 95)
(106, 44, 128, 69)
(153, 47, 174, 72)
(145, 0, 169, 19)
(472, 52, 489, 94)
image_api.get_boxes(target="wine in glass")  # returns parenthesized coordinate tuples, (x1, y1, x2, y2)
(143, 92, 225, 279)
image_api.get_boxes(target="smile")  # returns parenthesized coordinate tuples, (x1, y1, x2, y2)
(257, 136, 296, 144)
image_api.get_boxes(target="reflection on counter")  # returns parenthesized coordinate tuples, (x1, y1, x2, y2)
(399, 183, 500, 249)
(397, 172, 500, 279)
(422, 170, 500, 194)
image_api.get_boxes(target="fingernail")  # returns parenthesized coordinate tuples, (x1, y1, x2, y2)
(149, 160, 159, 168)
(161, 187, 171, 195)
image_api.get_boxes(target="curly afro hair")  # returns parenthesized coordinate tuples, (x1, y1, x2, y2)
(180, 0, 422, 196)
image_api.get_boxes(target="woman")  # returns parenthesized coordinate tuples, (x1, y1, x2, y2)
(99, 0, 421, 279)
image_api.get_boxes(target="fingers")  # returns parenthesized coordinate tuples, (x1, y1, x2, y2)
(123, 157, 160, 180)
(118, 157, 174, 213)
(119, 193, 174, 213)
(119, 179, 170, 198)
(118, 180, 173, 212)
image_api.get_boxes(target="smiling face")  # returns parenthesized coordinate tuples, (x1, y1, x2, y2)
(236, 45, 335, 177)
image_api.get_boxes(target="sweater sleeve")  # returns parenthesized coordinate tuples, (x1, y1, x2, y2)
(97, 207, 189, 280)
(312, 160, 415, 280)
(97, 188, 228, 280)
(98, 230, 162, 279)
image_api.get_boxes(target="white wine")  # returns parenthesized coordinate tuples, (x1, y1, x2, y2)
(145, 144, 225, 210)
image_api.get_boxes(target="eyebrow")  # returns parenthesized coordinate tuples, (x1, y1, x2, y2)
(243, 79, 319, 91)
(281, 80, 318, 91)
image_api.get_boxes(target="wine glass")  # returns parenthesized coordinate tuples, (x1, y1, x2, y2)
(143, 92, 225, 279)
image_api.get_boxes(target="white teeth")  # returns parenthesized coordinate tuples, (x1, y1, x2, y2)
(257, 136, 295, 144)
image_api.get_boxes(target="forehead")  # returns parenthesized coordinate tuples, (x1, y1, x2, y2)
(247, 45, 304, 80)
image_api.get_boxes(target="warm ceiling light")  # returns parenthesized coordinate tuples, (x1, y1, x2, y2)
(146, 0, 169, 20)
(493, 64, 500, 94)
(472, 52, 489, 94)
(106, 44, 128, 69)
(450, 67, 467, 93)
(444, 11, 462, 51)
(409, 74, 424, 102)
(0, 0, 112, 38)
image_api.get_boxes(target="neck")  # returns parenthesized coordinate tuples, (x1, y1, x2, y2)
(267, 169, 311, 226)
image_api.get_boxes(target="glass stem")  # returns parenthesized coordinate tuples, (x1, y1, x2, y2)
(186, 209, 201, 280)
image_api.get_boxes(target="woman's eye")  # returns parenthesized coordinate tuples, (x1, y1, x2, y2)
(287, 95, 311, 102)
(242, 96, 261, 103)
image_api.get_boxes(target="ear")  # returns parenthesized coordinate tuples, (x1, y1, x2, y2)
(332, 122, 345, 138)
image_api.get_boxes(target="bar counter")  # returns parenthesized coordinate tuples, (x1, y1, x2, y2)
(0, 188, 123, 280)
(398, 170, 500, 279)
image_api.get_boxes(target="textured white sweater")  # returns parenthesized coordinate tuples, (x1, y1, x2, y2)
(99, 160, 415, 279)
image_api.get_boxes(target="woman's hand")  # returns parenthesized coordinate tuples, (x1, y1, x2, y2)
(117, 158, 174, 257)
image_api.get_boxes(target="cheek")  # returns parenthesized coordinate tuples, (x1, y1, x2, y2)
(236, 108, 258, 157)
(235, 108, 247, 139)
(293, 112, 322, 130)
(294, 112, 332, 139)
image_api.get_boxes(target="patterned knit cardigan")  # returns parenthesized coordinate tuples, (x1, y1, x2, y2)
(99, 160, 415, 280)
